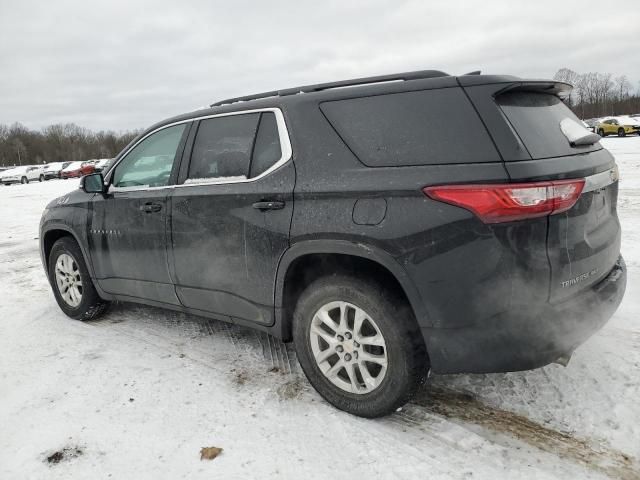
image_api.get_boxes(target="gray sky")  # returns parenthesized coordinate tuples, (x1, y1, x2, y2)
(1, 0, 638, 132)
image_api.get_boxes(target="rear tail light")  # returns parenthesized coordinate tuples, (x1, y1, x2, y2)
(423, 179, 585, 224)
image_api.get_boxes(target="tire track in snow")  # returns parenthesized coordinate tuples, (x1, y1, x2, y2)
(409, 387, 639, 480)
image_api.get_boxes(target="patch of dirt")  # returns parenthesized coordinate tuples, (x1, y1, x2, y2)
(232, 369, 249, 386)
(45, 446, 83, 465)
(277, 378, 303, 400)
(416, 387, 639, 480)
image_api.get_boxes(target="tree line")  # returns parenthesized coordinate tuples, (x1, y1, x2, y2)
(0, 123, 140, 168)
(554, 68, 640, 120)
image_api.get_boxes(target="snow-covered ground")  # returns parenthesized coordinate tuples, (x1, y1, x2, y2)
(1, 137, 639, 479)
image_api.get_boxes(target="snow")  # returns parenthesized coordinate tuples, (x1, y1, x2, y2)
(184, 175, 248, 184)
(1, 137, 639, 479)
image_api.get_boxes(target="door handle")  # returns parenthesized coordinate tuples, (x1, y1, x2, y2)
(252, 200, 285, 211)
(140, 202, 162, 213)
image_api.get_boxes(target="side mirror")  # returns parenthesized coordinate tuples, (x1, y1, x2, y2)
(80, 172, 106, 193)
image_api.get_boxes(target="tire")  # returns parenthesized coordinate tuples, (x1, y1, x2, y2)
(21, 176, 28, 184)
(598, 128, 605, 137)
(618, 128, 625, 137)
(293, 274, 428, 418)
(39, 174, 45, 182)
(48, 236, 109, 321)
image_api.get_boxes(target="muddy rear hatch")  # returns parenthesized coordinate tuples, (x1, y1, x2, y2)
(463, 78, 621, 303)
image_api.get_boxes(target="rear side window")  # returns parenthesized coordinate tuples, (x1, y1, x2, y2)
(320, 88, 498, 167)
(188, 114, 260, 181)
(250, 112, 282, 178)
(186, 111, 284, 183)
(496, 92, 601, 159)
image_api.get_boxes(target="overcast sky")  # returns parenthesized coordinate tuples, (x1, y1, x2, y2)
(1, 0, 638, 132)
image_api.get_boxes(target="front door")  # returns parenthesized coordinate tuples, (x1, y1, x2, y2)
(170, 110, 294, 325)
(89, 123, 190, 304)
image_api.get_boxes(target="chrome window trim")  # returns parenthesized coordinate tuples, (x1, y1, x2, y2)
(582, 165, 618, 193)
(106, 108, 292, 193)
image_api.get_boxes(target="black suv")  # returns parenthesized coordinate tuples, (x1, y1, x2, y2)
(40, 70, 626, 417)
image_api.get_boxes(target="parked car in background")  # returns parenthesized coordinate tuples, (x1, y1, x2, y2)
(61, 161, 96, 179)
(41, 69, 626, 418)
(43, 162, 72, 180)
(597, 117, 640, 137)
(1, 165, 45, 185)
(582, 118, 599, 133)
(94, 158, 114, 172)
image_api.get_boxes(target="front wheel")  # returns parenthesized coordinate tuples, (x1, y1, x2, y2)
(48, 236, 109, 320)
(598, 128, 605, 137)
(293, 274, 428, 418)
(618, 128, 626, 137)
(39, 174, 45, 182)
(21, 176, 28, 184)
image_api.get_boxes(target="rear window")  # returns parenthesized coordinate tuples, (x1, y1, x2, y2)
(320, 88, 498, 167)
(496, 92, 601, 159)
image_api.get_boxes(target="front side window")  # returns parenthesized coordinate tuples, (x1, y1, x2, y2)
(112, 124, 186, 188)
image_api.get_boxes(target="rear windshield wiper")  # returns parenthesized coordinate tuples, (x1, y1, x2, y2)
(560, 118, 601, 147)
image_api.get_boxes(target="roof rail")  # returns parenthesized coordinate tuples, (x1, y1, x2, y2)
(210, 69, 450, 107)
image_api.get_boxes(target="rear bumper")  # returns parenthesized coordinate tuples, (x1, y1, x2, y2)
(423, 256, 626, 374)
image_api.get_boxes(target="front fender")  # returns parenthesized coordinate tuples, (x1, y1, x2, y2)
(40, 221, 94, 276)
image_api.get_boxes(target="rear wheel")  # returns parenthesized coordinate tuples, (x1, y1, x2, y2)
(39, 174, 45, 182)
(598, 128, 605, 137)
(48, 236, 109, 320)
(293, 274, 428, 417)
(618, 128, 626, 137)
(21, 176, 28, 184)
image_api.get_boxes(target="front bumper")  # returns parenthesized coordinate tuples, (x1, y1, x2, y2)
(423, 256, 627, 374)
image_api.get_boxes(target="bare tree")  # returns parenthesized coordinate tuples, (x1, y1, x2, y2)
(12, 138, 26, 165)
(615, 75, 631, 102)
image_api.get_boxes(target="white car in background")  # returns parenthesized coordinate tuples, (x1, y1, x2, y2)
(1, 165, 45, 185)
(43, 161, 71, 180)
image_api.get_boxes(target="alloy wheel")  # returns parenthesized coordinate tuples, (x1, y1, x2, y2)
(309, 301, 388, 394)
(54, 253, 83, 307)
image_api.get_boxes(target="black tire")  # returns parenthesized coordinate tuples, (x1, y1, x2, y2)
(597, 128, 605, 137)
(48, 236, 109, 321)
(618, 128, 625, 137)
(39, 174, 45, 182)
(293, 274, 428, 418)
(21, 176, 28, 184)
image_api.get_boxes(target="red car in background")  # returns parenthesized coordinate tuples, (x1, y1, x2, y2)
(61, 161, 97, 179)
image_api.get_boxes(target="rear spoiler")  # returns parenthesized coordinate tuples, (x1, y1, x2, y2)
(494, 81, 573, 100)
(457, 75, 573, 100)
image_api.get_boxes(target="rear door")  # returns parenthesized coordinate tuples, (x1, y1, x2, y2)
(465, 82, 621, 302)
(169, 109, 294, 325)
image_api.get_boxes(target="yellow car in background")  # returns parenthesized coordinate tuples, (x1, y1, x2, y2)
(597, 117, 640, 137)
